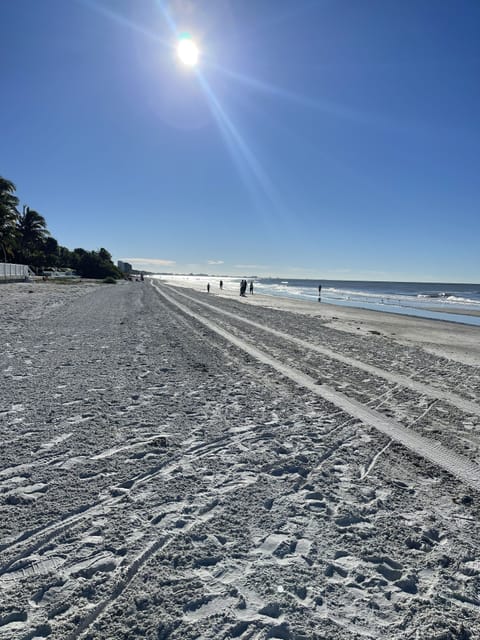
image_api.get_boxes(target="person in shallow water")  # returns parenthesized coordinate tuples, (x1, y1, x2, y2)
(250, 281, 254, 295)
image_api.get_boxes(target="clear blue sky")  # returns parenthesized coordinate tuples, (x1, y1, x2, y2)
(1, 0, 479, 281)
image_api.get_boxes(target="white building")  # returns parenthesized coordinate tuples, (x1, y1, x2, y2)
(117, 261, 132, 274)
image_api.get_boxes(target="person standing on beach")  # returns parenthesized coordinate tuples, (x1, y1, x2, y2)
(318, 283, 322, 302)
(219, 280, 223, 290)
(249, 281, 254, 295)
(207, 283, 210, 293)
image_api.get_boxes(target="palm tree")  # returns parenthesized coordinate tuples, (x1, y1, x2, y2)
(0, 177, 20, 261)
(16, 207, 50, 265)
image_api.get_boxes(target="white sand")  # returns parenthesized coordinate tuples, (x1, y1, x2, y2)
(1, 279, 479, 639)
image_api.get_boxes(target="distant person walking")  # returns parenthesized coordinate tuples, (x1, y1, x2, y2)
(240, 279, 247, 296)
(318, 283, 322, 302)
(249, 281, 254, 295)
(207, 283, 210, 293)
(219, 280, 223, 290)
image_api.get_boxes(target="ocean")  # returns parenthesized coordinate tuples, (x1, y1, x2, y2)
(151, 275, 480, 327)
(255, 278, 480, 326)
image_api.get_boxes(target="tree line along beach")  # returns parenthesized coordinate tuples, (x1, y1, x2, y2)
(1, 278, 480, 639)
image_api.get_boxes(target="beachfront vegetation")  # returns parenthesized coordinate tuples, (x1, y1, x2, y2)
(0, 175, 121, 279)
(0, 177, 19, 262)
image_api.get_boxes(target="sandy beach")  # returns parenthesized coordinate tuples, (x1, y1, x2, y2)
(1, 279, 480, 639)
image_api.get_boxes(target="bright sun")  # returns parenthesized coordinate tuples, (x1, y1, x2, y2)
(177, 37, 199, 67)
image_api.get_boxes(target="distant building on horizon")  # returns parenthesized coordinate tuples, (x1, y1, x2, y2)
(117, 260, 132, 274)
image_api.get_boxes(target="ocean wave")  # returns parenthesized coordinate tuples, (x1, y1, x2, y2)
(257, 282, 480, 308)
(418, 292, 453, 299)
(417, 293, 480, 305)
(445, 296, 480, 305)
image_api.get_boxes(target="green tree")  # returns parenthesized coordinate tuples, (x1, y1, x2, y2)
(0, 177, 19, 261)
(98, 247, 112, 262)
(74, 249, 121, 279)
(1, 175, 120, 278)
(58, 245, 73, 267)
(44, 236, 60, 267)
(16, 207, 50, 265)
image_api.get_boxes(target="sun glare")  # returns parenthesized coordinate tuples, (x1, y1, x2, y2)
(177, 37, 199, 67)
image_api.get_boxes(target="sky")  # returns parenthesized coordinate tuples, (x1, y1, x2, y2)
(1, 0, 479, 282)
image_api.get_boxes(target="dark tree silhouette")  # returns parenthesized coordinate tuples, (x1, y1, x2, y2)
(43, 236, 60, 267)
(16, 207, 50, 265)
(0, 177, 19, 261)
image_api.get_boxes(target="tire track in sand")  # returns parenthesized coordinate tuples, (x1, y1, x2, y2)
(0, 410, 292, 584)
(0, 434, 232, 578)
(164, 284, 480, 418)
(153, 284, 480, 492)
(65, 461, 263, 640)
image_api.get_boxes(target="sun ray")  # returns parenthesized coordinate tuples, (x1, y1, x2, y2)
(195, 72, 283, 215)
(155, 0, 178, 35)
(210, 63, 399, 130)
(78, 0, 171, 47)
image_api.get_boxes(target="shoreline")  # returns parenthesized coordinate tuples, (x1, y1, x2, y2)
(154, 278, 480, 366)
(423, 305, 480, 317)
(150, 276, 480, 327)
